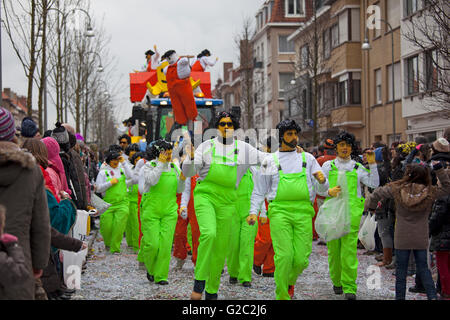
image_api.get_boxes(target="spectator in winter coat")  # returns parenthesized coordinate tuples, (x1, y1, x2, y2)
(0, 112, 51, 299)
(368, 162, 450, 300)
(429, 194, 450, 300)
(0, 205, 30, 300)
(42, 137, 69, 197)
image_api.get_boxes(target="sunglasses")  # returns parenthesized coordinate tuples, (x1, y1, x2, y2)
(219, 122, 234, 128)
(119, 141, 128, 144)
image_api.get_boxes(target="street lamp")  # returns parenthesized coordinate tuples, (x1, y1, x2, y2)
(362, 18, 396, 144)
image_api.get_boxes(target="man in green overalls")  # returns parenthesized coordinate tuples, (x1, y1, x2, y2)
(95, 150, 134, 254)
(138, 140, 186, 285)
(227, 165, 263, 287)
(319, 131, 378, 300)
(182, 111, 268, 300)
(125, 152, 145, 252)
(249, 119, 329, 300)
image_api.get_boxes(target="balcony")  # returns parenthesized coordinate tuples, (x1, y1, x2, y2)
(331, 105, 363, 128)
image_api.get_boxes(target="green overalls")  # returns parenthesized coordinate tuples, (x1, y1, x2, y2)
(100, 168, 130, 253)
(325, 160, 367, 294)
(228, 168, 258, 284)
(126, 183, 140, 252)
(193, 139, 238, 295)
(137, 162, 179, 283)
(268, 152, 315, 300)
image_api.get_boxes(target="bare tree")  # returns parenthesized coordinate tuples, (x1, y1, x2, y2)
(234, 16, 254, 129)
(2, 0, 43, 116)
(402, 0, 450, 112)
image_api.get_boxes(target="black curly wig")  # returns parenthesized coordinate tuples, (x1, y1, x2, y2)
(276, 119, 302, 144)
(125, 143, 140, 156)
(214, 111, 240, 130)
(105, 150, 121, 164)
(129, 151, 146, 166)
(148, 139, 173, 161)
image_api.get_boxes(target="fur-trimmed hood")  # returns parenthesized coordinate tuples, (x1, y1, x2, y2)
(0, 141, 36, 187)
(391, 182, 436, 212)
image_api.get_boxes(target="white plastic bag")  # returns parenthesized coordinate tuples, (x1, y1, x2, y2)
(358, 213, 378, 251)
(90, 190, 111, 216)
(315, 170, 351, 242)
(71, 210, 89, 242)
(62, 248, 88, 289)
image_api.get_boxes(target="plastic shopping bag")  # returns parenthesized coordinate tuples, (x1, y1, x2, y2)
(90, 190, 111, 216)
(358, 213, 378, 251)
(71, 210, 89, 242)
(62, 248, 88, 289)
(314, 170, 351, 242)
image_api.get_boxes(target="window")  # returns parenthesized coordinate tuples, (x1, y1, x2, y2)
(338, 10, 349, 43)
(300, 45, 309, 69)
(406, 55, 419, 95)
(386, 0, 400, 29)
(331, 24, 339, 48)
(425, 49, 438, 91)
(350, 73, 361, 104)
(350, 8, 360, 41)
(338, 80, 348, 106)
(286, 0, 304, 16)
(387, 62, 402, 101)
(323, 29, 330, 59)
(279, 72, 295, 99)
(373, 2, 381, 38)
(375, 68, 382, 104)
(279, 35, 295, 53)
(264, 6, 268, 23)
(404, 0, 418, 17)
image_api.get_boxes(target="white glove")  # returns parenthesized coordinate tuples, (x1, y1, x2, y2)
(180, 206, 188, 220)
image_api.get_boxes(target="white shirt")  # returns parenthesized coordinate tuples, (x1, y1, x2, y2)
(138, 160, 185, 194)
(95, 162, 134, 196)
(250, 150, 329, 215)
(193, 56, 217, 71)
(182, 137, 267, 188)
(318, 157, 379, 198)
(163, 57, 191, 79)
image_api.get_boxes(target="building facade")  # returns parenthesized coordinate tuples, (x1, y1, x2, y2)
(1, 88, 38, 132)
(251, 0, 312, 129)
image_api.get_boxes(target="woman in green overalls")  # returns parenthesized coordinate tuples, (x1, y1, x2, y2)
(320, 131, 379, 300)
(138, 140, 186, 285)
(182, 111, 267, 300)
(249, 120, 328, 300)
(95, 150, 134, 254)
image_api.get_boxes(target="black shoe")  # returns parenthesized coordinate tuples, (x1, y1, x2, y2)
(262, 272, 274, 278)
(333, 286, 343, 295)
(229, 277, 238, 284)
(62, 288, 76, 295)
(409, 285, 426, 294)
(253, 264, 262, 275)
(205, 292, 218, 300)
(242, 282, 251, 288)
(156, 280, 169, 285)
(147, 273, 154, 282)
(344, 293, 357, 300)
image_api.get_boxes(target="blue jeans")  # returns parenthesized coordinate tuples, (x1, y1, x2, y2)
(395, 249, 437, 300)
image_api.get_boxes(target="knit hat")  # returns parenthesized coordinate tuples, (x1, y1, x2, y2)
(75, 133, 84, 142)
(51, 122, 69, 145)
(432, 138, 450, 153)
(323, 139, 335, 149)
(0, 107, 16, 141)
(21, 117, 39, 138)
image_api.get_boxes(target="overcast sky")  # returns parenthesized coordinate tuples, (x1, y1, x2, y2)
(1, 0, 263, 130)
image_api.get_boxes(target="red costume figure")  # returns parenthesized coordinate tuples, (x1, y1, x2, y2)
(163, 50, 198, 126)
(253, 200, 275, 276)
(173, 175, 200, 266)
(191, 49, 218, 72)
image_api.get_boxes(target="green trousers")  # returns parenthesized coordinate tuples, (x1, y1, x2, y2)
(327, 231, 359, 294)
(227, 198, 258, 283)
(126, 199, 140, 252)
(100, 200, 130, 253)
(269, 201, 313, 300)
(194, 192, 235, 294)
(138, 195, 178, 282)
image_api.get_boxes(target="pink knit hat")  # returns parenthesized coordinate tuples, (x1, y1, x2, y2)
(41, 137, 71, 195)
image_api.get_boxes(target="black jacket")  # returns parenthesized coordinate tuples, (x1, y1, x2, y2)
(429, 195, 450, 251)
